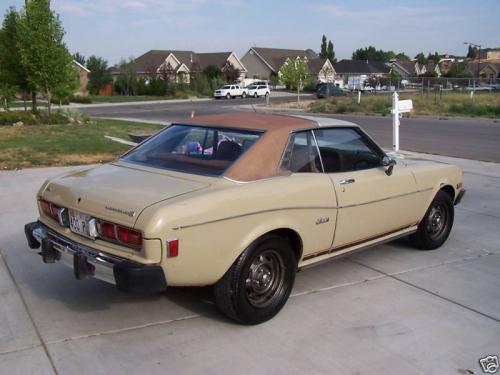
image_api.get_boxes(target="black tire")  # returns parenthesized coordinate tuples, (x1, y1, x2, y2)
(226, 93, 231, 99)
(242, 92, 247, 98)
(254, 92, 258, 98)
(410, 190, 454, 250)
(214, 236, 296, 325)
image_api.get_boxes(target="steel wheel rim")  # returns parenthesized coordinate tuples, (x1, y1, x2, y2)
(245, 250, 285, 308)
(426, 203, 447, 239)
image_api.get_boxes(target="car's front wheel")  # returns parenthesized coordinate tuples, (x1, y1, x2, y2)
(214, 236, 296, 324)
(410, 190, 454, 250)
(226, 93, 231, 99)
(254, 92, 258, 98)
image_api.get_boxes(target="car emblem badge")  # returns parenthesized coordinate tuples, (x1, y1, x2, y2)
(105, 206, 136, 218)
(315, 217, 330, 225)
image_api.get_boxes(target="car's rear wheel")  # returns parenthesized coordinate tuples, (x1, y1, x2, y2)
(214, 236, 296, 324)
(242, 92, 247, 98)
(254, 92, 258, 98)
(410, 190, 454, 250)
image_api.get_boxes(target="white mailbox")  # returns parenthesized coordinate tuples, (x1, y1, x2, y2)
(397, 99, 413, 113)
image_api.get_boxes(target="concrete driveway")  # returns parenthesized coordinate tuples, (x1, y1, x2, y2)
(0, 153, 499, 375)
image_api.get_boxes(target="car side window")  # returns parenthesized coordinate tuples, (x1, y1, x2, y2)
(313, 128, 383, 173)
(280, 131, 321, 173)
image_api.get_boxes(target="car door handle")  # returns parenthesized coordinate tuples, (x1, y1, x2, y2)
(339, 178, 355, 185)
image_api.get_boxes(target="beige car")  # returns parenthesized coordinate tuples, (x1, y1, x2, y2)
(25, 113, 465, 324)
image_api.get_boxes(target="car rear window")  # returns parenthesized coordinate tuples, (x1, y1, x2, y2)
(121, 125, 262, 176)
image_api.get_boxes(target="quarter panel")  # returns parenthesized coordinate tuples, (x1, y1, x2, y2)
(136, 174, 338, 286)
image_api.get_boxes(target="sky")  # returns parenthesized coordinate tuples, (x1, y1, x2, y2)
(1, 0, 499, 65)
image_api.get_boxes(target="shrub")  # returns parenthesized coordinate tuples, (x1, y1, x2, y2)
(70, 96, 92, 104)
(39, 112, 69, 124)
(0, 111, 38, 125)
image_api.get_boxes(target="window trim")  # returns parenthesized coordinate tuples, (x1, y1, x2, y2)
(120, 123, 265, 177)
(279, 126, 387, 175)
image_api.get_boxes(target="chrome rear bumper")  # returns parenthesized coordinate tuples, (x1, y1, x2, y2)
(25, 221, 167, 293)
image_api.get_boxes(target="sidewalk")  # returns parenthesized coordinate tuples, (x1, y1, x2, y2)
(0, 152, 499, 374)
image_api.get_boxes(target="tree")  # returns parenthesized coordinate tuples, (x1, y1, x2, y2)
(52, 68, 79, 105)
(327, 40, 336, 62)
(352, 46, 396, 62)
(0, 7, 30, 110)
(114, 58, 137, 96)
(427, 52, 440, 65)
(320, 35, 327, 58)
(279, 57, 310, 103)
(203, 64, 220, 80)
(415, 52, 427, 65)
(73, 52, 86, 66)
(443, 61, 471, 78)
(222, 62, 240, 83)
(466, 45, 477, 59)
(395, 52, 410, 60)
(86, 55, 111, 95)
(18, 0, 75, 115)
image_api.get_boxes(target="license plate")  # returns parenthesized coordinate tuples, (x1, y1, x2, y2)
(69, 209, 93, 238)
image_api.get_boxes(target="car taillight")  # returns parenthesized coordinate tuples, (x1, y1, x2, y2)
(99, 222, 117, 240)
(117, 226, 142, 247)
(40, 199, 63, 222)
(97, 220, 142, 249)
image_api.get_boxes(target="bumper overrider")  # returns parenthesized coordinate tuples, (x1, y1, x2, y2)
(24, 221, 167, 293)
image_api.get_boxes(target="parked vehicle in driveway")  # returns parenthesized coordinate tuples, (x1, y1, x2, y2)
(214, 85, 248, 99)
(247, 84, 270, 98)
(316, 84, 347, 98)
(25, 113, 465, 324)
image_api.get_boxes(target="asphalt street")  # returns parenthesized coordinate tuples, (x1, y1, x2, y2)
(1, 152, 499, 374)
(81, 95, 500, 162)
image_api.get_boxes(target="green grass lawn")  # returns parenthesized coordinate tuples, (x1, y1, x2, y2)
(307, 92, 500, 118)
(0, 119, 164, 170)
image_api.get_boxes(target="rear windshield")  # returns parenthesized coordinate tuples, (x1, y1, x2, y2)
(121, 124, 262, 176)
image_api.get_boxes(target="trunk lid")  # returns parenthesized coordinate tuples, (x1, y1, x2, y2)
(41, 163, 210, 227)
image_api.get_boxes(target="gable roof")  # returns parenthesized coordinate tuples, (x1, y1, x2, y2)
(391, 59, 415, 75)
(333, 60, 390, 74)
(251, 47, 317, 71)
(197, 52, 232, 70)
(73, 60, 90, 73)
(127, 50, 242, 75)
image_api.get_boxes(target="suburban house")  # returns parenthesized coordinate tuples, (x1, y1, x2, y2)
(415, 62, 441, 77)
(240, 47, 318, 80)
(276, 56, 335, 83)
(466, 62, 500, 78)
(388, 59, 419, 78)
(73, 60, 89, 96)
(333, 59, 390, 82)
(111, 50, 247, 84)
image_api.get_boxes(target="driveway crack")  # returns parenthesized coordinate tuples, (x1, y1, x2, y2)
(350, 255, 500, 324)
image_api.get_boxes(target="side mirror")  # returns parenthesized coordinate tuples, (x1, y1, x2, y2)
(382, 156, 397, 176)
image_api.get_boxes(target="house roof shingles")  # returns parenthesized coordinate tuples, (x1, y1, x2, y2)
(252, 47, 316, 71)
(333, 60, 390, 74)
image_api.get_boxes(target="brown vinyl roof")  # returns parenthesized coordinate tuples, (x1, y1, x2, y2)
(179, 113, 318, 181)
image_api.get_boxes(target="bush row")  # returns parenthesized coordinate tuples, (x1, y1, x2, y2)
(0, 109, 90, 126)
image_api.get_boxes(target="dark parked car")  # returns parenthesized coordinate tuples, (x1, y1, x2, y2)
(316, 84, 347, 98)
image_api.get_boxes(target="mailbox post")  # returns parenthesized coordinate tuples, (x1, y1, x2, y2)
(392, 92, 413, 152)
